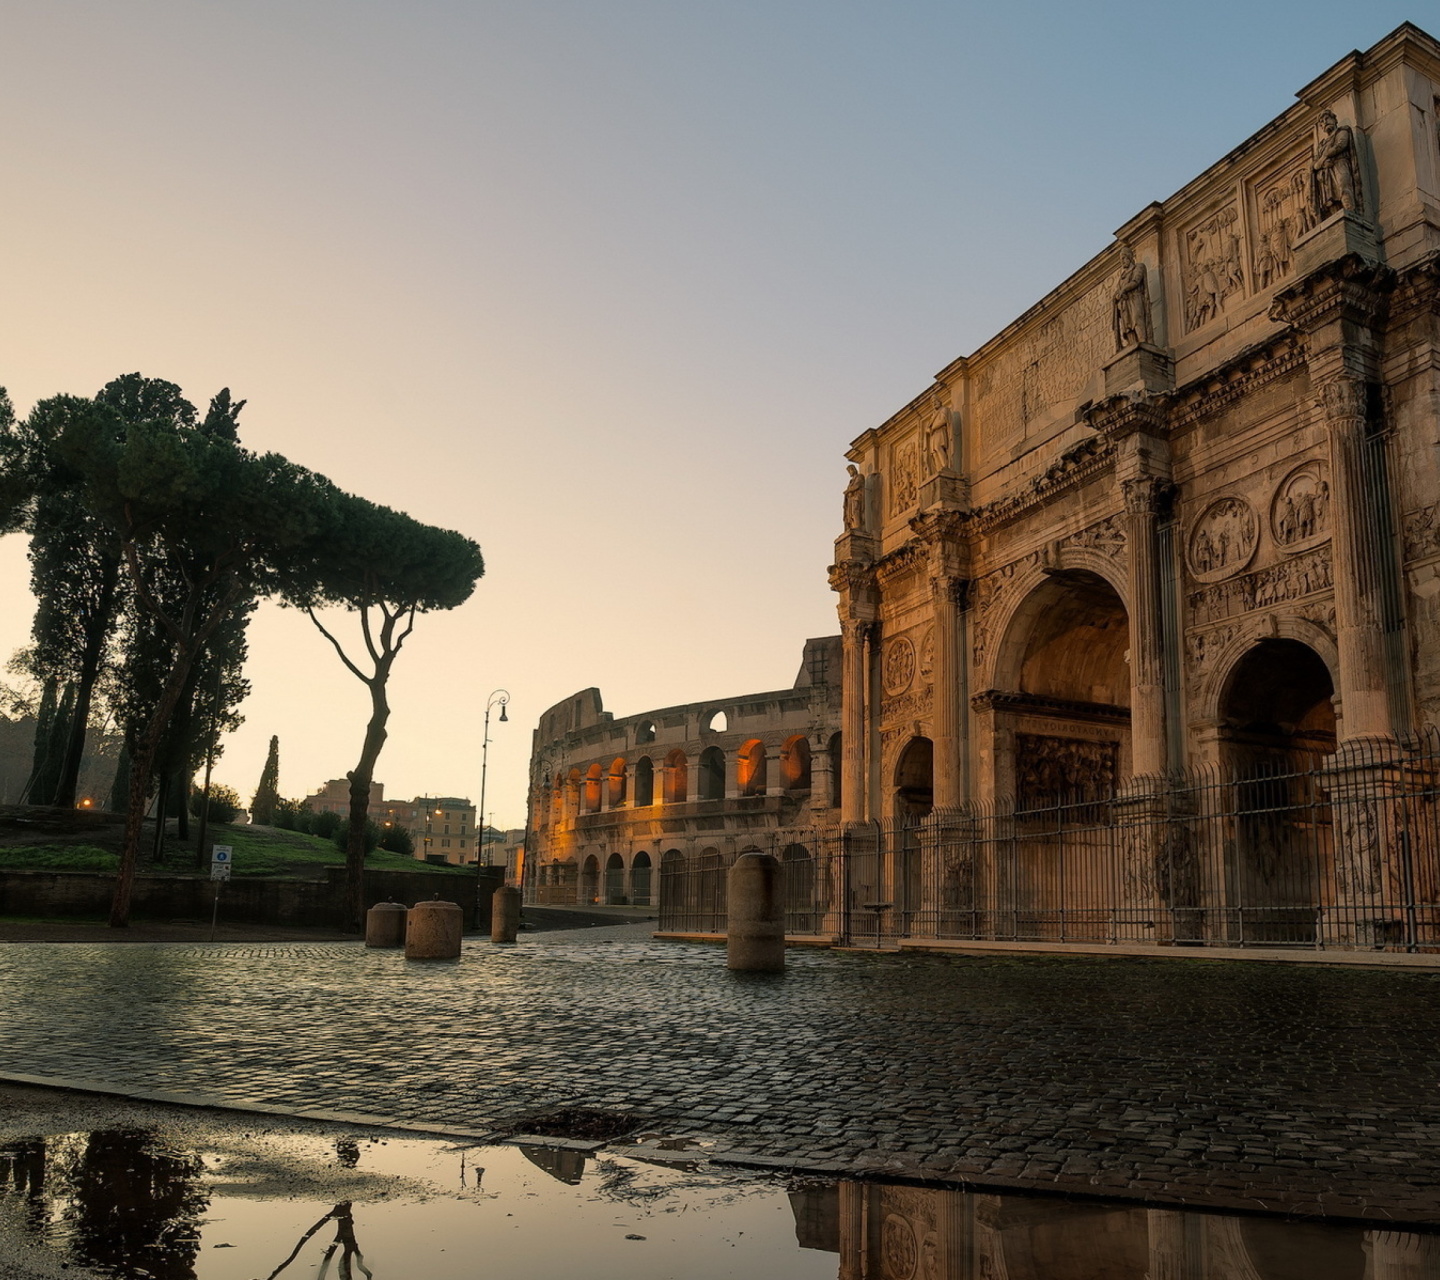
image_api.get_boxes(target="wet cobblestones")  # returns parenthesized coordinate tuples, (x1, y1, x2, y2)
(1, 938, 1438, 1221)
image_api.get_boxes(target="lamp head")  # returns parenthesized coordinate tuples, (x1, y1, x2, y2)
(499, 704, 508, 722)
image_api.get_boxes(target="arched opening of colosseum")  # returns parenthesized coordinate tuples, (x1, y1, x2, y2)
(1002, 571, 1130, 807)
(698, 746, 726, 800)
(581, 854, 600, 903)
(659, 848, 683, 921)
(663, 750, 688, 804)
(1217, 639, 1337, 946)
(828, 732, 842, 807)
(634, 756, 655, 806)
(737, 739, 767, 796)
(631, 850, 653, 905)
(706, 709, 728, 732)
(584, 763, 603, 813)
(605, 852, 625, 903)
(781, 735, 811, 790)
(550, 774, 563, 824)
(567, 767, 583, 816)
(698, 848, 727, 924)
(894, 736, 934, 820)
(607, 757, 628, 808)
(635, 720, 656, 744)
(782, 843, 816, 933)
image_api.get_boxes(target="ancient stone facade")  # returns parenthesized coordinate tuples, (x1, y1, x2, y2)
(829, 25, 1440, 951)
(835, 23, 1440, 812)
(526, 638, 841, 907)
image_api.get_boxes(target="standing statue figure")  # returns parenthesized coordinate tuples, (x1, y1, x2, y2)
(926, 395, 951, 474)
(1311, 109, 1361, 222)
(843, 464, 867, 530)
(1111, 243, 1153, 351)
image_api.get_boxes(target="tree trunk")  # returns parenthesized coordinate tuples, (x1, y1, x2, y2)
(52, 561, 119, 809)
(343, 676, 391, 931)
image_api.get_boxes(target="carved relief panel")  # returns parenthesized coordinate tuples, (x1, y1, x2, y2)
(1187, 496, 1259, 582)
(1271, 462, 1330, 550)
(1251, 157, 1315, 289)
(1182, 203, 1245, 332)
(889, 436, 920, 516)
(882, 635, 917, 696)
(1015, 734, 1119, 808)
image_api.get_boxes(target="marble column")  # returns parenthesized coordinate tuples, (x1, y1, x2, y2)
(931, 572, 965, 810)
(1320, 373, 1395, 742)
(840, 617, 870, 824)
(1123, 476, 1170, 779)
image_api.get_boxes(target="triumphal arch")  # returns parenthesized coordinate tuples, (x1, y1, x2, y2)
(830, 24, 1440, 952)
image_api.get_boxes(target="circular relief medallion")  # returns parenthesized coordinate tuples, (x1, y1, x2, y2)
(1188, 496, 1259, 583)
(1271, 462, 1331, 551)
(883, 636, 917, 696)
(919, 628, 935, 681)
(883, 1214, 919, 1280)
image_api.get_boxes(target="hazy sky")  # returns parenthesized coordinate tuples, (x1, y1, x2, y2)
(0, 1, 1420, 827)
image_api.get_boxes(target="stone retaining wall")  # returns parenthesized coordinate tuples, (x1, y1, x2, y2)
(0, 866, 504, 931)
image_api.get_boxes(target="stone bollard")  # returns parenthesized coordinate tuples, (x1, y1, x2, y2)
(491, 885, 521, 943)
(405, 897, 463, 960)
(365, 900, 408, 948)
(727, 853, 785, 972)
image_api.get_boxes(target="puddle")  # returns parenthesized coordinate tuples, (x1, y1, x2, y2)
(0, 1125, 1433, 1279)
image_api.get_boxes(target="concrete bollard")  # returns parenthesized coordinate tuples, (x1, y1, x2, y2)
(491, 885, 521, 943)
(405, 897, 463, 960)
(364, 900, 408, 948)
(727, 853, 785, 972)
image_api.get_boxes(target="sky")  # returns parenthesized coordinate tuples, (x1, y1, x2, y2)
(0, 0, 1423, 828)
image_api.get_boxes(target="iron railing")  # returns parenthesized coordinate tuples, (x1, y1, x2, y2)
(655, 731, 1440, 953)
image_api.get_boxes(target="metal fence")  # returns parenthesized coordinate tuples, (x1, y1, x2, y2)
(657, 732, 1440, 953)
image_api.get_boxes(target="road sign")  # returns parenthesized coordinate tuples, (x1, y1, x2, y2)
(211, 845, 232, 882)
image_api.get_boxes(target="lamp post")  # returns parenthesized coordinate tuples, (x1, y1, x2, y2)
(476, 689, 509, 921)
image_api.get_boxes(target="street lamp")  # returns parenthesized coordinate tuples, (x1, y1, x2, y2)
(476, 689, 509, 920)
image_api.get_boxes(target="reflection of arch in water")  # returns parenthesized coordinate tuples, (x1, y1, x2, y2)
(1216, 638, 1336, 945)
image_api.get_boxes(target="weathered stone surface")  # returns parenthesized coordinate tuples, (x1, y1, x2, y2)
(404, 899, 462, 960)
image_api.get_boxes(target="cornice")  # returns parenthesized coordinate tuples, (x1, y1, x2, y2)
(1268, 254, 1395, 333)
(966, 435, 1116, 537)
(1166, 333, 1307, 433)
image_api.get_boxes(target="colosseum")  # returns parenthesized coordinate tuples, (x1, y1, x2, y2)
(526, 638, 841, 928)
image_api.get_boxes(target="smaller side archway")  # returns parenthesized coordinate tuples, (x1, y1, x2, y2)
(634, 756, 655, 807)
(737, 740, 767, 797)
(894, 736, 934, 820)
(631, 850, 653, 905)
(658, 848, 685, 926)
(605, 852, 626, 904)
(607, 757, 628, 808)
(663, 749, 689, 805)
(698, 746, 726, 801)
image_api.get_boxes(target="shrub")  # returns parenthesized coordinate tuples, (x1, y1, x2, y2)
(273, 797, 302, 830)
(312, 809, 342, 839)
(378, 824, 414, 856)
(190, 783, 240, 825)
(332, 818, 381, 855)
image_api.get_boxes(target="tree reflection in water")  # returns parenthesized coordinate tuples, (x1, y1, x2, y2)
(265, 1201, 373, 1280)
(1, 1128, 208, 1279)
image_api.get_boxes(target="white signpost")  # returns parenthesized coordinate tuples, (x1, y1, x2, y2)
(209, 845, 233, 940)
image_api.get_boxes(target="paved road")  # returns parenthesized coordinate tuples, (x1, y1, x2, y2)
(1, 937, 1437, 1224)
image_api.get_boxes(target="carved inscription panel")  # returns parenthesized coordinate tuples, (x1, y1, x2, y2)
(972, 283, 1111, 445)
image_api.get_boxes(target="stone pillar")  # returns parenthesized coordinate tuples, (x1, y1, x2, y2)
(491, 885, 521, 943)
(840, 618, 870, 824)
(405, 898, 463, 960)
(931, 572, 964, 810)
(1122, 476, 1170, 778)
(726, 853, 785, 971)
(1320, 374, 1395, 742)
(765, 746, 785, 797)
(364, 901, 407, 948)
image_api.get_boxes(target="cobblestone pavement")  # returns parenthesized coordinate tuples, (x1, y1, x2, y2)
(1, 938, 1437, 1224)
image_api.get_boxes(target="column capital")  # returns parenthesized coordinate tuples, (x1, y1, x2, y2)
(1121, 474, 1175, 517)
(828, 558, 877, 598)
(1085, 391, 1170, 442)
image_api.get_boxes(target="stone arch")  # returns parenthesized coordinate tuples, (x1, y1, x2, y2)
(604, 852, 625, 904)
(698, 846, 727, 926)
(698, 746, 726, 801)
(658, 848, 684, 922)
(894, 736, 934, 820)
(633, 755, 655, 807)
(631, 850, 653, 905)
(782, 842, 816, 933)
(1195, 616, 1341, 731)
(581, 853, 600, 903)
(780, 735, 812, 790)
(635, 720, 656, 744)
(607, 757, 628, 808)
(663, 749, 688, 804)
(584, 763, 603, 813)
(705, 709, 728, 733)
(737, 739, 767, 796)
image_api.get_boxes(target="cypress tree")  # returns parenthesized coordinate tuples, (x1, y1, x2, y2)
(251, 735, 280, 825)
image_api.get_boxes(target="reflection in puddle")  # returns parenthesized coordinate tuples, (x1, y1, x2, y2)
(1, 1129, 1435, 1279)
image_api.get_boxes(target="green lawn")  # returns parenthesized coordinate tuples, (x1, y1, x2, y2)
(0, 825, 471, 879)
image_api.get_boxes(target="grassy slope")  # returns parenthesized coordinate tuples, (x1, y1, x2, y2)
(0, 823, 470, 879)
